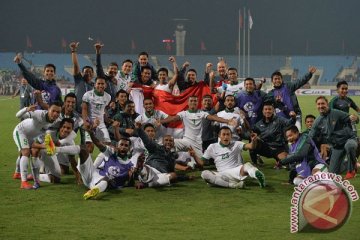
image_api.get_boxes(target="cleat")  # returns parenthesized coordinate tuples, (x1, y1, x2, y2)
(21, 181, 33, 190)
(255, 170, 266, 188)
(230, 181, 245, 189)
(13, 172, 21, 179)
(33, 181, 41, 189)
(83, 187, 100, 200)
(345, 170, 356, 180)
(45, 133, 56, 156)
(27, 174, 34, 181)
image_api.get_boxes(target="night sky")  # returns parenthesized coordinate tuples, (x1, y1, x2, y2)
(1, 0, 359, 55)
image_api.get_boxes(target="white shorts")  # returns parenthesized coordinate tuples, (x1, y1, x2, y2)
(218, 165, 248, 182)
(40, 150, 62, 178)
(139, 165, 170, 187)
(313, 163, 328, 175)
(13, 127, 33, 150)
(77, 156, 104, 189)
(174, 138, 202, 158)
(57, 153, 70, 167)
(84, 123, 111, 143)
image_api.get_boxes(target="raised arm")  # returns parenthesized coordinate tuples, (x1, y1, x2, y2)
(289, 66, 316, 91)
(167, 56, 179, 89)
(14, 54, 43, 90)
(70, 42, 80, 76)
(94, 43, 106, 78)
(204, 62, 213, 85)
(83, 125, 107, 152)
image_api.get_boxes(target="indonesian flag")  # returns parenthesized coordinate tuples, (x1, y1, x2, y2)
(130, 82, 215, 129)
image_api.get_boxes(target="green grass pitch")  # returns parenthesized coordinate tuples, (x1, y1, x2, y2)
(0, 95, 360, 240)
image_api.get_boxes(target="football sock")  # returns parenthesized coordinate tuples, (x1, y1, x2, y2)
(31, 157, 41, 181)
(293, 177, 303, 186)
(95, 180, 108, 193)
(93, 152, 105, 168)
(243, 162, 257, 178)
(56, 145, 80, 155)
(20, 156, 29, 181)
(15, 156, 20, 173)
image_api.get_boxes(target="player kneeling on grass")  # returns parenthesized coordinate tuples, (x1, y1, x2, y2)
(280, 125, 328, 185)
(195, 126, 265, 189)
(13, 102, 62, 189)
(31, 118, 82, 184)
(45, 125, 137, 200)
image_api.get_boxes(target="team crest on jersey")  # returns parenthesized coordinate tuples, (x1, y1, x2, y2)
(221, 153, 230, 159)
(41, 91, 51, 104)
(107, 166, 121, 179)
(243, 102, 254, 111)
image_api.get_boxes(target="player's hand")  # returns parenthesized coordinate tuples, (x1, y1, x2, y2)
(135, 122, 142, 129)
(109, 101, 116, 110)
(205, 62, 213, 73)
(125, 128, 134, 135)
(14, 54, 22, 64)
(350, 114, 358, 122)
(188, 146, 196, 157)
(154, 119, 161, 128)
(182, 61, 190, 69)
(227, 118, 238, 127)
(112, 120, 120, 128)
(169, 56, 176, 63)
(308, 66, 317, 74)
(26, 104, 36, 112)
(69, 42, 79, 51)
(82, 121, 92, 132)
(289, 111, 296, 119)
(209, 71, 216, 80)
(94, 42, 104, 53)
(320, 144, 330, 159)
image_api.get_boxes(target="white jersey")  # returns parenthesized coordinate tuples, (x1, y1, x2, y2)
(217, 81, 244, 96)
(15, 110, 54, 139)
(135, 110, 168, 143)
(155, 83, 172, 93)
(177, 110, 209, 143)
(82, 90, 111, 124)
(216, 108, 244, 140)
(50, 112, 83, 131)
(115, 71, 132, 92)
(203, 141, 245, 172)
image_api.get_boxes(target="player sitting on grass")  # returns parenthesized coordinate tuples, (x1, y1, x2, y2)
(133, 123, 177, 188)
(45, 125, 138, 200)
(193, 126, 265, 189)
(280, 125, 328, 185)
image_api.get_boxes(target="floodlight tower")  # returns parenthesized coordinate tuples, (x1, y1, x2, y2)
(173, 18, 189, 56)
